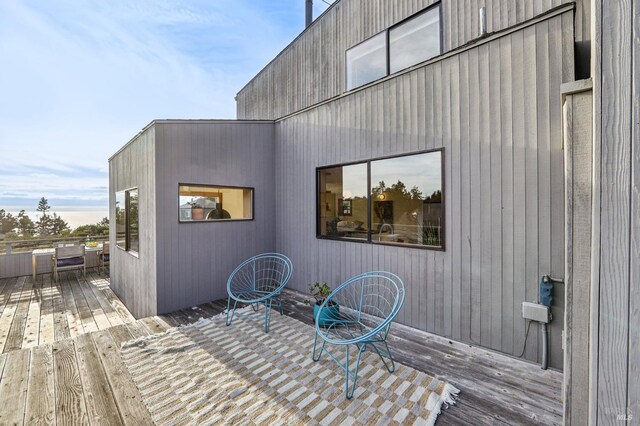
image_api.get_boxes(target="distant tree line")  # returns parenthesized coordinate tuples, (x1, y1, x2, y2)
(0, 197, 108, 240)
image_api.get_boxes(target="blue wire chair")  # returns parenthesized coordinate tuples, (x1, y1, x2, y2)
(312, 271, 405, 399)
(226, 253, 293, 333)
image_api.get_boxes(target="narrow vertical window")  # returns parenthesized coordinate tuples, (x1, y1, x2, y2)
(128, 189, 139, 253)
(115, 188, 139, 253)
(115, 191, 126, 250)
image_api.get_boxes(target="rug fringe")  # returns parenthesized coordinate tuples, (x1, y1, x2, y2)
(426, 383, 460, 426)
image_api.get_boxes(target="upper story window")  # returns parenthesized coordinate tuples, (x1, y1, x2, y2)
(317, 149, 444, 250)
(346, 32, 387, 91)
(345, 3, 442, 90)
(179, 184, 253, 222)
(115, 188, 139, 254)
(389, 6, 441, 74)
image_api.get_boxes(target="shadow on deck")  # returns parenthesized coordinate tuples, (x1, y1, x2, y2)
(0, 275, 563, 425)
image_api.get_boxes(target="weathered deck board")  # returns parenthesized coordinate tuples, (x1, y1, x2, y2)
(92, 329, 153, 425)
(53, 338, 89, 425)
(85, 271, 124, 327)
(0, 276, 27, 351)
(75, 333, 124, 425)
(39, 274, 55, 345)
(58, 273, 85, 338)
(4, 276, 33, 352)
(24, 344, 55, 424)
(22, 276, 42, 348)
(0, 347, 30, 424)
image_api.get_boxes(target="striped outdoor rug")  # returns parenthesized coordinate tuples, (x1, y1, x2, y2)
(120, 309, 459, 425)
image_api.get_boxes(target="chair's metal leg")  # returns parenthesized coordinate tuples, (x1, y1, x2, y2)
(226, 298, 238, 326)
(264, 299, 272, 333)
(344, 343, 367, 399)
(312, 331, 327, 362)
(369, 340, 396, 373)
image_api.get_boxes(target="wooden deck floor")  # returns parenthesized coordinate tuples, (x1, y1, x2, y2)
(0, 277, 563, 425)
(0, 272, 135, 353)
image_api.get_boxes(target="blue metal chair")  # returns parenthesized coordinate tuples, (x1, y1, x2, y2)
(312, 271, 405, 399)
(226, 253, 293, 333)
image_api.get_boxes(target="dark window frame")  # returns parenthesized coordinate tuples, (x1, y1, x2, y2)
(178, 183, 255, 224)
(115, 187, 139, 254)
(316, 148, 446, 251)
(345, 2, 443, 91)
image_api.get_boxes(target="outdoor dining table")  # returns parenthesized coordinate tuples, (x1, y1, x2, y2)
(32, 244, 102, 280)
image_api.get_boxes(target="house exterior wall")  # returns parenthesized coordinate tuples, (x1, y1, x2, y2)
(153, 121, 276, 314)
(108, 126, 157, 319)
(236, 0, 588, 120)
(273, 9, 574, 369)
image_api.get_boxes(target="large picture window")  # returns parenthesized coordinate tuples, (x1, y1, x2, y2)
(115, 188, 139, 253)
(317, 150, 444, 249)
(179, 184, 253, 222)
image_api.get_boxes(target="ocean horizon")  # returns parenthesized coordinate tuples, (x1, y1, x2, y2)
(2, 206, 109, 230)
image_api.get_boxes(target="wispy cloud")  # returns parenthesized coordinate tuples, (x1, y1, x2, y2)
(0, 0, 330, 213)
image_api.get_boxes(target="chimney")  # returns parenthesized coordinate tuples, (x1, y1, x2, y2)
(305, 0, 313, 28)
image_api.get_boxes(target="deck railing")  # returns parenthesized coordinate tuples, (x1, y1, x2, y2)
(0, 236, 109, 279)
(1, 236, 109, 255)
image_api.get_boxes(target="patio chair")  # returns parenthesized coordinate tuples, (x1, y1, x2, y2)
(226, 253, 293, 333)
(53, 245, 86, 282)
(312, 271, 405, 399)
(98, 242, 110, 274)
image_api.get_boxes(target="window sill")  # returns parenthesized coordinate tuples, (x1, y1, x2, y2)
(316, 235, 444, 251)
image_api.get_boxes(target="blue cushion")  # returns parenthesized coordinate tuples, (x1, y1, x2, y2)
(102, 254, 110, 262)
(57, 257, 84, 267)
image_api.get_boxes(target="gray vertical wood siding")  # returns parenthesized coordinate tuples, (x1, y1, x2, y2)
(273, 11, 574, 369)
(590, 0, 640, 421)
(153, 121, 276, 314)
(236, 0, 585, 121)
(108, 126, 158, 319)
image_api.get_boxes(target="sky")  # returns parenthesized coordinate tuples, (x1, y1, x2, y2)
(0, 0, 333, 228)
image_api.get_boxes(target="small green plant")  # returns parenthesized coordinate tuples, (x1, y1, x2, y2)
(304, 282, 332, 306)
(189, 200, 203, 209)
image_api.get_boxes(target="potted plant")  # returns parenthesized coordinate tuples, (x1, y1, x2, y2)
(190, 200, 204, 220)
(304, 282, 339, 326)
